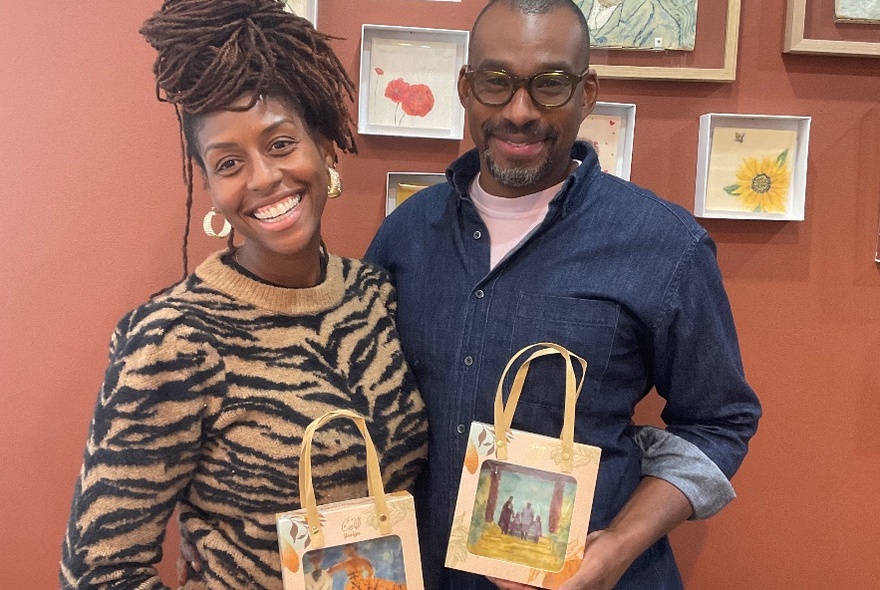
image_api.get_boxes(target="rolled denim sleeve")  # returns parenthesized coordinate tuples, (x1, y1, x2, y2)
(634, 425, 736, 519)
(652, 232, 761, 482)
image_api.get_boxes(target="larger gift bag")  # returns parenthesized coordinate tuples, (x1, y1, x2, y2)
(445, 343, 602, 589)
(276, 409, 424, 590)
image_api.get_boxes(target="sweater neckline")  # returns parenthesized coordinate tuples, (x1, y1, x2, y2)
(194, 249, 346, 316)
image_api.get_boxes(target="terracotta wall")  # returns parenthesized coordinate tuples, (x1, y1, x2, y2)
(1, 1, 878, 587)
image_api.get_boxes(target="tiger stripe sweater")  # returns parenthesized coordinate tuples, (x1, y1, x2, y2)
(61, 250, 428, 589)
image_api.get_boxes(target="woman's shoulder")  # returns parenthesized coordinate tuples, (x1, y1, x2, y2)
(330, 254, 396, 293)
(109, 276, 228, 357)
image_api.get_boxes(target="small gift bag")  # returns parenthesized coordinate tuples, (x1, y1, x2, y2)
(276, 409, 424, 590)
(445, 343, 602, 589)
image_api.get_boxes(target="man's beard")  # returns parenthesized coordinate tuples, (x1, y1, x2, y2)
(481, 120, 558, 189)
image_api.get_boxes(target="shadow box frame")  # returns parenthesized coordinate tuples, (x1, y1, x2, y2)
(386, 172, 447, 216)
(694, 113, 812, 221)
(785, 0, 880, 57)
(282, 0, 317, 27)
(588, 0, 741, 82)
(577, 101, 636, 181)
(359, 25, 469, 140)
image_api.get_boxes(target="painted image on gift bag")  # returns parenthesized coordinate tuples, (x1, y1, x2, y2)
(302, 536, 408, 590)
(466, 460, 578, 571)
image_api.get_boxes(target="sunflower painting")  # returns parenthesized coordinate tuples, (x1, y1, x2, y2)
(705, 127, 798, 216)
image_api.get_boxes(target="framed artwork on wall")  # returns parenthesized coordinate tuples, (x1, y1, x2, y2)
(359, 25, 468, 140)
(876, 216, 880, 262)
(785, 0, 880, 57)
(576, 0, 741, 81)
(579, 0, 698, 50)
(283, 0, 317, 27)
(386, 172, 447, 215)
(577, 101, 636, 180)
(835, 0, 880, 23)
(694, 114, 811, 221)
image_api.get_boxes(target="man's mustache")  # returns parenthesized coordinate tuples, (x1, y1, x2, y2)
(481, 120, 558, 144)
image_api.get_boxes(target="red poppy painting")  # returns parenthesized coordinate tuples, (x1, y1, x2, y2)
(362, 28, 467, 138)
(402, 84, 435, 117)
(380, 78, 435, 124)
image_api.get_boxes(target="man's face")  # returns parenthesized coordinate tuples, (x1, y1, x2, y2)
(459, 4, 598, 197)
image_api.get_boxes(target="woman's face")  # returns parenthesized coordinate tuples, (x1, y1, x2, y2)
(196, 95, 334, 273)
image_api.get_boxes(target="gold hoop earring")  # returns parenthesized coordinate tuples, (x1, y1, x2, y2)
(203, 208, 231, 238)
(327, 167, 343, 199)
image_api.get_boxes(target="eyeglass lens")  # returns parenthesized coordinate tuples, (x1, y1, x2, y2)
(471, 71, 576, 107)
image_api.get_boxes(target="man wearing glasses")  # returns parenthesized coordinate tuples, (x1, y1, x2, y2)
(368, 1, 760, 590)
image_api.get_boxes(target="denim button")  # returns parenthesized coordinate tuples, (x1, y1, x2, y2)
(463, 356, 474, 366)
(456, 424, 466, 434)
(473, 230, 482, 239)
(475, 290, 484, 299)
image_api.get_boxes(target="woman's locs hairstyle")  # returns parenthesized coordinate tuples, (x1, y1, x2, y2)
(140, 0, 358, 282)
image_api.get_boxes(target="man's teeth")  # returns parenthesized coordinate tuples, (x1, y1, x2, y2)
(253, 195, 301, 221)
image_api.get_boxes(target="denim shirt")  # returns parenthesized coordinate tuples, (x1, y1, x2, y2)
(365, 142, 761, 590)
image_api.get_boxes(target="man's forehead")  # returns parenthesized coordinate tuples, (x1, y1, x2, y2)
(471, 57, 578, 74)
(469, 6, 585, 70)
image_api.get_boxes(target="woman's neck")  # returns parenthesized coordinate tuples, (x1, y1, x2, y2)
(233, 242, 325, 289)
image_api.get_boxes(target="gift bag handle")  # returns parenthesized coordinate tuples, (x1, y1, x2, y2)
(493, 342, 587, 473)
(298, 409, 392, 547)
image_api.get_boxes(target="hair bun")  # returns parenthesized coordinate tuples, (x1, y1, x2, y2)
(140, 0, 300, 112)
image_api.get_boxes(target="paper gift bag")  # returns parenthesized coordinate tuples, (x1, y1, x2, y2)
(445, 343, 602, 589)
(276, 409, 424, 590)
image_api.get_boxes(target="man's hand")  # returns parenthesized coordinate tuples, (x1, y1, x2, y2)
(488, 476, 694, 590)
(488, 529, 629, 590)
(176, 526, 203, 587)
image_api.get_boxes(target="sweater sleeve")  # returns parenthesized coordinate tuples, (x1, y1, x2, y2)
(60, 308, 224, 590)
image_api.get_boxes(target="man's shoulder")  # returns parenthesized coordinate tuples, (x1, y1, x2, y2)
(589, 173, 707, 243)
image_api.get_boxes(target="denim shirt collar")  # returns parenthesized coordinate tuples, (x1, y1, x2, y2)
(445, 140, 602, 219)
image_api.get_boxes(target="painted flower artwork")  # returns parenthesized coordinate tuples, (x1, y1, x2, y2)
(366, 37, 458, 133)
(704, 126, 798, 216)
(723, 150, 791, 213)
(382, 77, 435, 124)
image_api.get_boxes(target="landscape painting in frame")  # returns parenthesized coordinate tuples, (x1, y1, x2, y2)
(704, 127, 799, 216)
(301, 535, 407, 590)
(835, 0, 880, 23)
(574, 0, 698, 50)
(466, 460, 578, 572)
(578, 113, 622, 175)
(367, 37, 458, 132)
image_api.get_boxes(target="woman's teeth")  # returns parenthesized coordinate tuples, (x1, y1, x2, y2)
(253, 195, 301, 222)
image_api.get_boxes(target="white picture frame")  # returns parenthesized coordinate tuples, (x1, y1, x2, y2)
(359, 25, 468, 140)
(386, 172, 447, 215)
(695, 113, 811, 221)
(283, 0, 317, 27)
(577, 101, 636, 181)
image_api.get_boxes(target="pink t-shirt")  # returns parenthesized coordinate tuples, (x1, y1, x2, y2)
(469, 174, 567, 269)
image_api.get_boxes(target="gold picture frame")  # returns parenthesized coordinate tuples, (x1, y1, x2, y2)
(588, 0, 741, 82)
(785, 0, 880, 57)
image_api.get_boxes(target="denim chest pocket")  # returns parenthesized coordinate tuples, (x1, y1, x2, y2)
(509, 293, 619, 410)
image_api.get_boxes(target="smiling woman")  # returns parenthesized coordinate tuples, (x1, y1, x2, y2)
(196, 96, 336, 287)
(58, 1, 428, 589)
